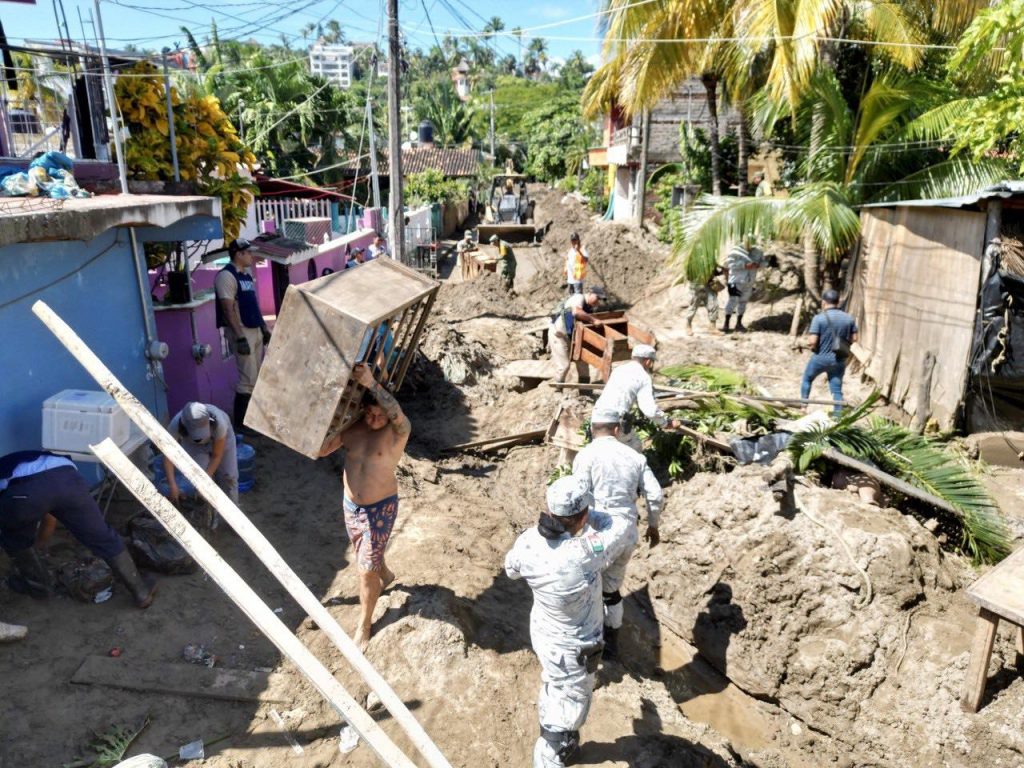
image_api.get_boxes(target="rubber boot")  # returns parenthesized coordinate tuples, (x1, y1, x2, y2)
(106, 550, 157, 609)
(0, 620, 28, 642)
(233, 392, 251, 434)
(603, 626, 621, 663)
(722, 315, 732, 334)
(735, 313, 747, 332)
(8, 548, 55, 599)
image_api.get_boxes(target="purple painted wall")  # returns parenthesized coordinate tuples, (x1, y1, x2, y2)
(154, 299, 239, 417)
(149, 232, 376, 416)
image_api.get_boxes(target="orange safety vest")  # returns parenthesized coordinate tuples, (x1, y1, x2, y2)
(570, 247, 587, 281)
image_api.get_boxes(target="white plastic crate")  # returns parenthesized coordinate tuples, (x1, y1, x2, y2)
(42, 389, 131, 454)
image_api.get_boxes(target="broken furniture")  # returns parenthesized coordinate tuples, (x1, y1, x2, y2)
(571, 311, 656, 382)
(245, 258, 440, 459)
(960, 545, 1024, 712)
(461, 245, 500, 281)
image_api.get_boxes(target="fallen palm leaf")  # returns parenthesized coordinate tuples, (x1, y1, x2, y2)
(64, 716, 150, 768)
(659, 363, 753, 393)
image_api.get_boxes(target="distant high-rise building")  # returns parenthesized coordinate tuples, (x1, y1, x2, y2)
(309, 40, 353, 89)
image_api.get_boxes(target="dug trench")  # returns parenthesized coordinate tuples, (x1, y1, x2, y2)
(3, 189, 1024, 767)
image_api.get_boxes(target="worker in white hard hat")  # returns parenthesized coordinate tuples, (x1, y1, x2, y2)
(572, 405, 663, 662)
(456, 229, 477, 281)
(592, 343, 671, 451)
(505, 474, 632, 768)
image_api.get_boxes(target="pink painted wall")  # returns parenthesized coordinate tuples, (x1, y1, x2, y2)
(154, 299, 239, 418)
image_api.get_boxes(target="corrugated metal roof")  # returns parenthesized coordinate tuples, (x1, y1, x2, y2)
(862, 180, 1024, 209)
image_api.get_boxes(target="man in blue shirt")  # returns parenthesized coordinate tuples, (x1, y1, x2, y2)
(0, 451, 157, 607)
(801, 289, 859, 414)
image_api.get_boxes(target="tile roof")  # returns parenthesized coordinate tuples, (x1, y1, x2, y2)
(381, 146, 481, 178)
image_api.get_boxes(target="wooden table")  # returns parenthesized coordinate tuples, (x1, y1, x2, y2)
(961, 546, 1024, 712)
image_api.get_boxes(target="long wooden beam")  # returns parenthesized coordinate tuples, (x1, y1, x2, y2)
(32, 300, 452, 768)
(90, 439, 415, 768)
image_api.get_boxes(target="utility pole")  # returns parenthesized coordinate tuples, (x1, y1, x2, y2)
(386, 0, 404, 260)
(488, 90, 495, 158)
(52, 0, 83, 157)
(93, 0, 128, 193)
(635, 108, 650, 227)
(366, 97, 381, 211)
(161, 49, 180, 182)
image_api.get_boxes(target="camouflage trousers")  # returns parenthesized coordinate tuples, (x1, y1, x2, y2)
(686, 284, 720, 325)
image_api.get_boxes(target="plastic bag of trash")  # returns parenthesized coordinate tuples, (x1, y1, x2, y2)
(113, 756, 167, 768)
(57, 557, 113, 603)
(129, 516, 197, 575)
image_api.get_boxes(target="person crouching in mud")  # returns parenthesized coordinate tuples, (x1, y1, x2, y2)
(320, 363, 411, 650)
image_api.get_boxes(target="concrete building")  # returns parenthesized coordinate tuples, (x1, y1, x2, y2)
(0, 194, 222, 479)
(309, 41, 354, 89)
(587, 78, 742, 223)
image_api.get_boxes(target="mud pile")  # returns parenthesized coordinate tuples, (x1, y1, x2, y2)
(627, 466, 1024, 767)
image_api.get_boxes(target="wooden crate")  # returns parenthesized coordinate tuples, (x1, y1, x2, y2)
(245, 259, 440, 458)
(571, 311, 656, 382)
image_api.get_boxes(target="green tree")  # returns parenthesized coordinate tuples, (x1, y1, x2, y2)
(522, 92, 594, 181)
(673, 73, 1008, 286)
(416, 81, 476, 145)
(525, 38, 548, 80)
(559, 50, 594, 90)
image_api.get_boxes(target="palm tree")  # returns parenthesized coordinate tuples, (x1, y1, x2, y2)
(673, 73, 1009, 287)
(417, 81, 476, 145)
(324, 20, 344, 44)
(525, 38, 548, 80)
(300, 23, 316, 41)
(482, 16, 505, 40)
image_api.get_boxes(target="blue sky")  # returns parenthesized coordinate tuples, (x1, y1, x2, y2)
(2, 0, 606, 63)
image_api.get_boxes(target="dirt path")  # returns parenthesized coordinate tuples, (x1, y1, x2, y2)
(3, 189, 1023, 767)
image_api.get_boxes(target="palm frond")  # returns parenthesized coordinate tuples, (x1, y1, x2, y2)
(787, 391, 886, 472)
(857, 1, 926, 70)
(778, 182, 860, 262)
(866, 419, 1010, 564)
(659, 363, 753, 393)
(847, 75, 919, 184)
(904, 97, 979, 143)
(865, 155, 1011, 204)
(670, 193, 786, 283)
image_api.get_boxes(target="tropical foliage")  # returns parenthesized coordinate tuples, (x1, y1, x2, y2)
(404, 168, 467, 206)
(788, 393, 1010, 564)
(115, 62, 257, 241)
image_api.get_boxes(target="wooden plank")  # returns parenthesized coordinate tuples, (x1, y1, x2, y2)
(72, 655, 291, 703)
(579, 348, 605, 370)
(822, 448, 960, 516)
(667, 425, 732, 453)
(960, 608, 999, 713)
(441, 429, 547, 452)
(967, 545, 1024, 626)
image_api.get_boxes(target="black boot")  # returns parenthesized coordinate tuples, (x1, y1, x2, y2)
(722, 315, 732, 334)
(603, 626, 621, 663)
(106, 550, 157, 609)
(233, 393, 251, 433)
(735, 313, 747, 332)
(8, 548, 55, 599)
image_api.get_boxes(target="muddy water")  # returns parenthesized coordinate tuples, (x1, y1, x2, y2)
(626, 598, 822, 767)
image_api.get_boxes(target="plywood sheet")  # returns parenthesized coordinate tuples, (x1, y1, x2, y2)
(72, 655, 292, 703)
(850, 207, 986, 429)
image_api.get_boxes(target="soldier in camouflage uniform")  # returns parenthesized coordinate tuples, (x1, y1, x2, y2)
(686, 265, 725, 335)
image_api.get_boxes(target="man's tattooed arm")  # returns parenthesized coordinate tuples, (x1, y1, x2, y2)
(370, 381, 412, 435)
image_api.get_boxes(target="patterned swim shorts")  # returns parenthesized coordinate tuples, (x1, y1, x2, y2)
(343, 494, 399, 572)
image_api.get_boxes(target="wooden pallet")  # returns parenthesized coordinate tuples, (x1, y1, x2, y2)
(571, 311, 656, 382)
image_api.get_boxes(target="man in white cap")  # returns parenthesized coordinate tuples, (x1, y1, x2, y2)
(573, 406, 662, 662)
(505, 474, 632, 768)
(164, 402, 239, 520)
(592, 343, 669, 450)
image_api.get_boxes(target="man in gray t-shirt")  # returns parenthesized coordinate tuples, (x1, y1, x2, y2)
(800, 289, 859, 413)
(165, 402, 238, 514)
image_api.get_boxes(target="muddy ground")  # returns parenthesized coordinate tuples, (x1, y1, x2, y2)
(3, 188, 1023, 768)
